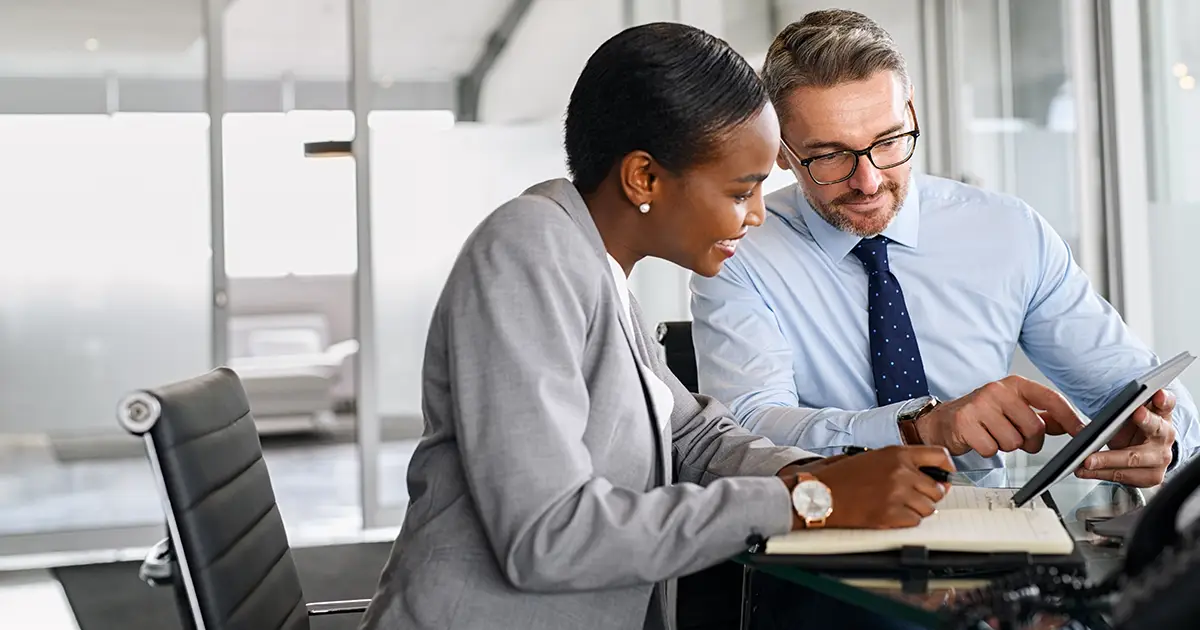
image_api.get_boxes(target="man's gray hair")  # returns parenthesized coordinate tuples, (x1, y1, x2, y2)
(761, 9, 910, 120)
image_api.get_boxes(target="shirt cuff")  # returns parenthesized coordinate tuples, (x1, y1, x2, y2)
(779, 456, 823, 472)
(852, 400, 911, 449)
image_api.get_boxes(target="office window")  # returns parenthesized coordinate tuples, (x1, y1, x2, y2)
(371, 118, 564, 421)
(222, 111, 357, 278)
(1143, 0, 1200, 394)
(958, 0, 1094, 262)
(0, 112, 212, 535)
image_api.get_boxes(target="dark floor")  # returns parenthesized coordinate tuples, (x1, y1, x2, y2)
(55, 542, 392, 630)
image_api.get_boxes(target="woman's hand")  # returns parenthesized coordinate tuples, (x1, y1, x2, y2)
(780, 445, 956, 530)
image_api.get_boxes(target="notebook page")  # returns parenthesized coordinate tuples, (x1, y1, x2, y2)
(937, 487, 1046, 511)
(764, 507, 1072, 556)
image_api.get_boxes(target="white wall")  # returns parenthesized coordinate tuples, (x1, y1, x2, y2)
(480, 0, 927, 124)
(479, 0, 624, 123)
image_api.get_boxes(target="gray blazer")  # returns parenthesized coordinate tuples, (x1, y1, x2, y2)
(359, 179, 817, 630)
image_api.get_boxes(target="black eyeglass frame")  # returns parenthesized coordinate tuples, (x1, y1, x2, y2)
(781, 101, 921, 186)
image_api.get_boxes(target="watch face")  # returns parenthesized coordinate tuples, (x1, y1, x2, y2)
(792, 479, 833, 520)
(900, 395, 935, 421)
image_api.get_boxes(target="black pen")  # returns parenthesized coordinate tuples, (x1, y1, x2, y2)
(919, 466, 951, 483)
(844, 447, 951, 483)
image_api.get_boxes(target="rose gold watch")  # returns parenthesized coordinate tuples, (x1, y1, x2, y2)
(790, 473, 833, 529)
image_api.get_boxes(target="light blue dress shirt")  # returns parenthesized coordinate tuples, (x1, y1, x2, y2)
(690, 174, 1198, 471)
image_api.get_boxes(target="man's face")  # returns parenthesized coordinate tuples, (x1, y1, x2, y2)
(777, 71, 914, 237)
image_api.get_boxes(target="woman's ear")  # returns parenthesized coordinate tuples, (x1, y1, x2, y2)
(618, 150, 656, 208)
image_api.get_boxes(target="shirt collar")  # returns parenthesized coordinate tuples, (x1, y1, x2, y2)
(791, 176, 922, 262)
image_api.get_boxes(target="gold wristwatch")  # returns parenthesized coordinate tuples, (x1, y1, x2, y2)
(790, 473, 833, 529)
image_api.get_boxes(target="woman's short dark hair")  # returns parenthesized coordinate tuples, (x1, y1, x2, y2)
(565, 22, 769, 194)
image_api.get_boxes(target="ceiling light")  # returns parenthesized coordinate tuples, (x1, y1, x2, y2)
(1181, 75, 1196, 90)
(84, 38, 100, 52)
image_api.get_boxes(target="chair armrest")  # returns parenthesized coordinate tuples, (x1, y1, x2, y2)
(306, 599, 372, 616)
(139, 537, 176, 587)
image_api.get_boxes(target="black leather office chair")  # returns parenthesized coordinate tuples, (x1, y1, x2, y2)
(656, 321, 699, 392)
(117, 367, 370, 630)
(657, 321, 751, 630)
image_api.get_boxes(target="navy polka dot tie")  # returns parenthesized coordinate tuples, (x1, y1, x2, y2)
(851, 236, 929, 406)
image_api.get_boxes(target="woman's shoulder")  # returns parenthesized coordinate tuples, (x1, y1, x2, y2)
(448, 181, 605, 293)
(466, 182, 598, 265)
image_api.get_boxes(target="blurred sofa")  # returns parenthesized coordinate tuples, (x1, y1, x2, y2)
(226, 313, 357, 434)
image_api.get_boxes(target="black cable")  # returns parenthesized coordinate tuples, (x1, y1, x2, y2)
(940, 565, 1118, 630)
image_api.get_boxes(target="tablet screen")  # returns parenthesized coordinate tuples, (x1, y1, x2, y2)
(1011, 352, 1196, 507)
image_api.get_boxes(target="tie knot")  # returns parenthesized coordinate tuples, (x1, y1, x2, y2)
(851, 236, 890, 273)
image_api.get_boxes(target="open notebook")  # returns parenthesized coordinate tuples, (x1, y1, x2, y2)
(764, 486, 1074, 556)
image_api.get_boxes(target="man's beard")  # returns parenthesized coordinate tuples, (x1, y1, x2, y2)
(803, 179, 908, 238)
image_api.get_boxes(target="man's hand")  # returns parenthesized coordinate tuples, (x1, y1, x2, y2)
(1075, 389, 1177, 487)
(915, 376, 1086, 457)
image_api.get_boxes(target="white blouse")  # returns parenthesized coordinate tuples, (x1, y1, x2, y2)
(606, 254, 675, 434)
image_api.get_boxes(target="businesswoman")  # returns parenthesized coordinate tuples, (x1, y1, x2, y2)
(359, 22, 954, 630)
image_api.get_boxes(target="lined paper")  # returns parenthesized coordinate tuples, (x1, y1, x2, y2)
(936, 487, 1046, 511)
(766, 487, 1070, 556)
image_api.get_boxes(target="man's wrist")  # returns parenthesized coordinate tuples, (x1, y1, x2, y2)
(898, 418, 921, 444)
(897, 396, 939, 445)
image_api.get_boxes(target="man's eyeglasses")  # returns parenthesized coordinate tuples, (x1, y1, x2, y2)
(781, 101, 921, 186)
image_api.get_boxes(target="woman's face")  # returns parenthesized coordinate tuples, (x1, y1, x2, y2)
(648, 104, 781, 278)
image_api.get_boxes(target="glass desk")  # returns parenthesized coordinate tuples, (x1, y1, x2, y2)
(736, 466, 1145, 629)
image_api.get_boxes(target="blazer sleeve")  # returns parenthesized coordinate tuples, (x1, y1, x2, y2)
(442, 199, 796, 594)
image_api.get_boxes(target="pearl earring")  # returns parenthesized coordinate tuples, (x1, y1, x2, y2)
(638, 202, 651, 214)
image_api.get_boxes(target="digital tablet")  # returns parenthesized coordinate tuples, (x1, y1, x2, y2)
(1011, 351, 1196, 507)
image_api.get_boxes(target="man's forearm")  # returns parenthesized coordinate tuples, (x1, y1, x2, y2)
(742, 402, 910, 455)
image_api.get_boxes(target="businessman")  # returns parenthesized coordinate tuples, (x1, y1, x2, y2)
(690, 9, 1197, 489)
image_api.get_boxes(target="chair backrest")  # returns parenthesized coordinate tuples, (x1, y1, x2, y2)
(656, 321, 698, 393)
(117, 368, 309, 630)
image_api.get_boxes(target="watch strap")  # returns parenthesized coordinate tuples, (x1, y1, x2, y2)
(897, 396, 938, 445)
(899, 418, 923, 445)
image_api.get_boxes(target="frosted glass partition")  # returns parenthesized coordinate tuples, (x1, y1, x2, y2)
(371, 117, 567, 421)
(0, 114, 212, 439)
(223, 111, 357, 278)
(1144, 0, 1200, 395)
(1149, 203, 1200, 396)
(958, 0, 1090, 258)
